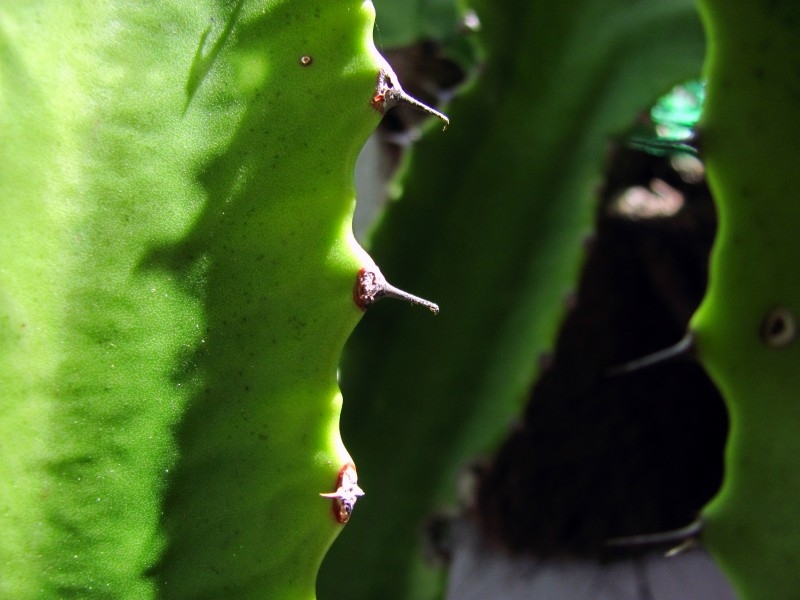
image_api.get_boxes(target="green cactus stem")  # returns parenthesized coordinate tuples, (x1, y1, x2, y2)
(0, 1, 438, 598)
(692, 0, 800, 598)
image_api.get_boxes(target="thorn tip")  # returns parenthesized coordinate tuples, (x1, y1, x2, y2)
(355, 267, 439, 314)
(373, 68, 449, 131)
(605, 331, 695, 376)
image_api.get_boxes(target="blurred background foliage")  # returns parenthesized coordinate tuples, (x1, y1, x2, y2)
(319, 0, 717, 599)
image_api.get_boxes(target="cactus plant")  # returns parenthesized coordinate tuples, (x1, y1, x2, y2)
(4, 0, 800, 598)
(0, 1, 439, 597)
(693, 0, 800, 598)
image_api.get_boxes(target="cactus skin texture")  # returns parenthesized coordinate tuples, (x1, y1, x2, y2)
(320, 1, 705, 598)
(0, 1, 390, 598)
(693, 1, 800, 598)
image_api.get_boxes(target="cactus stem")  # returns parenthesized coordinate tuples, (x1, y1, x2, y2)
(354, 267, 440, 315)
(372, 68, 450, 130)
(605, 331, 695, 376)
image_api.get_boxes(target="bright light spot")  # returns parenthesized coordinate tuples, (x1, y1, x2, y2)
(609, 179, 684, 220)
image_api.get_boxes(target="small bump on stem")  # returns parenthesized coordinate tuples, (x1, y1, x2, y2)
(320, 463, 364, 524)
(354, 267, 439, 315)
(761, 306, 797, 348)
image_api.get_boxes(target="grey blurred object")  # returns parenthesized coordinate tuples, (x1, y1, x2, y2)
(354, 133, 393, 241)
(443, 519, 736, 600)
(353, 42, 468, 242)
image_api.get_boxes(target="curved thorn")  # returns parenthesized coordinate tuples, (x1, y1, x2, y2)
(372, 68, 450, 130)
(605, 517, 703, 550)
(354, 267, 439, 314)
(387, 89, 450, 130)
(605, 331, 695, 376)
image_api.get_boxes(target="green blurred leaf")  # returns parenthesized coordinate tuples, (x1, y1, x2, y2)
(372, 0, 464, 48)
(320, 0, 705, 598)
